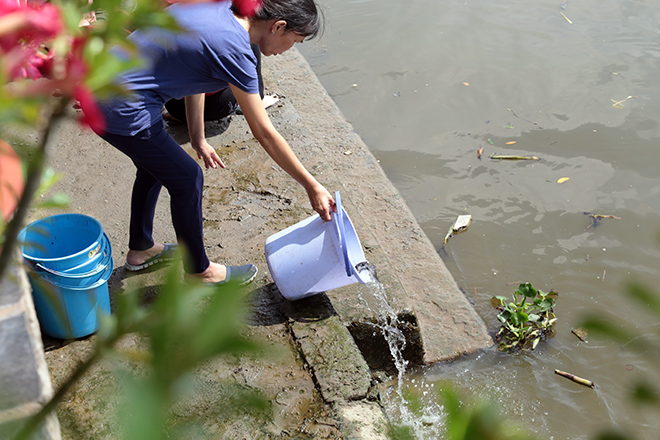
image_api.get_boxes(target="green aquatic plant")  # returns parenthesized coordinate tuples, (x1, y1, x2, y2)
(491, 282, 557, 352)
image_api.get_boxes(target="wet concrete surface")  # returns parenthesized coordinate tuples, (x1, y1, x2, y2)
(22, 48, 492, 438)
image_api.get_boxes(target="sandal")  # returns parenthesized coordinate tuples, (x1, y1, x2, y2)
(124, 243, 179, 271)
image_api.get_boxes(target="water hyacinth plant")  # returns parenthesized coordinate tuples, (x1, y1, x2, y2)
(491, 282, 557, 352)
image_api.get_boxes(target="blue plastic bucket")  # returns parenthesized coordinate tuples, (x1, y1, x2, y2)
(265, 191, 375, 301)
(26, 264, 112, 339)
(19, 213, 106, 273)
(19, 214, 113, 339)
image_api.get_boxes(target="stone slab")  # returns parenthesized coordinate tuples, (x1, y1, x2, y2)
(284, 294, 372, 404)
(335, 401, 390, 440)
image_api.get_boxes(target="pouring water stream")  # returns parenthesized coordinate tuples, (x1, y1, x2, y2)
(356, 263, 444, 438)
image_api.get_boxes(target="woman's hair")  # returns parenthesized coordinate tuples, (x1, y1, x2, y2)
(231, 0, 324, 40)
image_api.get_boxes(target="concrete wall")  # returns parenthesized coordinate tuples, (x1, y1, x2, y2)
(0, 253, 60, 439)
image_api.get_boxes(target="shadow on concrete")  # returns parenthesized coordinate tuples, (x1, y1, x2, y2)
(245, 284, 338, 327)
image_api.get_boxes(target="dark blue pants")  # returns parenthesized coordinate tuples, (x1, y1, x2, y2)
(100, 120, 209, 274)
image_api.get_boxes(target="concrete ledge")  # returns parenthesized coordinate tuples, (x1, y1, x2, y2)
(0, 255, 60, 439)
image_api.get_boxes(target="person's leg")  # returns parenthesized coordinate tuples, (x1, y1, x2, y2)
(100, 121, 210, 274)
(128, 166, 162, 251)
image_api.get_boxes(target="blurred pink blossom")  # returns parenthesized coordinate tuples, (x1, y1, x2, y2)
(232, 0, 261, 17)
(0, 0, 63, 80)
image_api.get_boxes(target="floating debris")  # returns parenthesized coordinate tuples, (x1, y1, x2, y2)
(490, 154, 539, 161)
(463, 82, 470, 86)
(557, 177, 570, 183)
(571, 327, 588, 341)
(343, 150, 352, 155)
(555, 369, 595, 388)
(584, 212, 621, 230)
(507, 107, 538, 125)
(505, 141, 517, 145)
(477, 146, 484, 159)
(561, 12, 572, 24)
(611, 95, 637, 109)
(443, 215, 472, 245)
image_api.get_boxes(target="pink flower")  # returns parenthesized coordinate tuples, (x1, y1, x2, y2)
(6, 46, 46, 79)
(75, 84, 105, 134)
(232, 0, 261, 17)
(8, 35, 106, 134)
(0, 0, 63, 81)
(0, 1, 62, 47)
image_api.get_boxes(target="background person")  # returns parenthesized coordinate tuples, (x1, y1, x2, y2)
(162, 43, 279, 123)
(96, 0, 334, 285)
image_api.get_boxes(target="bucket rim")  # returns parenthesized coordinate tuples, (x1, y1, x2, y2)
(30, 257, 114, 290)
(33, 247, 112, 279)
(19, 213, 104, 264)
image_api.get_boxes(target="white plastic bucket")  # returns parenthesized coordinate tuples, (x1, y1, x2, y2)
(265, 191, 374, 301)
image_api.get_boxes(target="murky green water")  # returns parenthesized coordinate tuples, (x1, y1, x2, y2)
(298, 0, 660, 438)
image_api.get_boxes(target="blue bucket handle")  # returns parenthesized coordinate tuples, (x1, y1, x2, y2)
(334, 191, 352, 278)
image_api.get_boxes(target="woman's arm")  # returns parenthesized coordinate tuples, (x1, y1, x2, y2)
(185, 93, 225, 169)
(230, 84, 335, 221)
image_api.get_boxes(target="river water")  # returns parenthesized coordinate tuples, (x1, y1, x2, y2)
(298, 0, 660, 438)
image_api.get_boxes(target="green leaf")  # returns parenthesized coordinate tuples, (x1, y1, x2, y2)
(538, 298, 555, 312)
(528, 313, 540, 322)
(515, 311, 528, 324)
(581, 315, 638, 346)
(630, 380, 660, 406)
(34, 192, 69, 209)
(516, 282, 537, 298)
(626, 282, 660, 318)
(497, 310, 511, 323)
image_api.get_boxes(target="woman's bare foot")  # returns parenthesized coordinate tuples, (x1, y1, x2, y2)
(188, 262, 258, 285)
(196, 262, 228, 284)
(126, 243, 165, 267)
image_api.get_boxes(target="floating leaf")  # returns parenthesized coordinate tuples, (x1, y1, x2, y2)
(558, 177, 570, 184)
(505, 141, 517, 145)
(571, 327, 588, 341)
